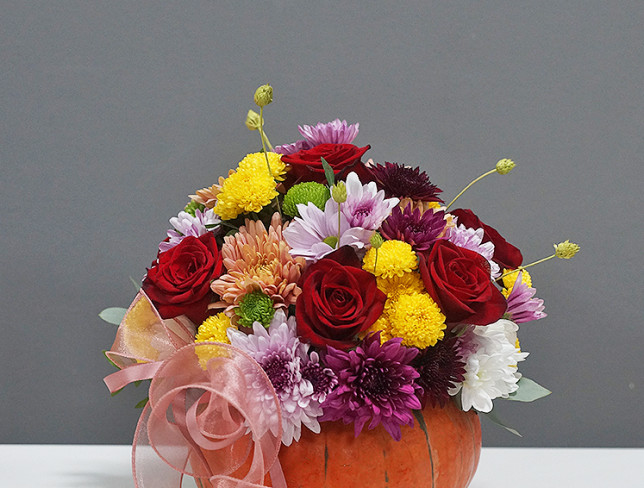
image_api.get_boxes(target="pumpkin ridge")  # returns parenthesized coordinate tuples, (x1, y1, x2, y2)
(413, 409, 435, 485)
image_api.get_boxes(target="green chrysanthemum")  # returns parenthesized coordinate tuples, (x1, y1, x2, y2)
(235, 290, 275, 328)
(184, 200, 206, 217)
(283, 181, 331, 218)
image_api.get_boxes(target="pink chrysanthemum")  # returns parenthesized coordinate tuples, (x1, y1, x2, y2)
(504, 272, 547, 323)
(227, 310, 335, 446)
(445, 223, 500, 278)
(381, 204, 447, 251)
(159, 208, 220, 253)
(275, 119, 359, 155)
(320, 333, 421, 441)
(282, 199, 373, 263)
(340, 172, 399, 230)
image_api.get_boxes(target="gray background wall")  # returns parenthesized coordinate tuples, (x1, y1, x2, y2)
(1, 0, 642, 447)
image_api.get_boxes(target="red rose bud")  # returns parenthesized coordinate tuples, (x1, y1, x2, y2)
(142, 233, 223, 324)
(281, 143, 371, 187)
(419, 240, 507, 325)
(295, 246, 386, 350)
(450, 209, 523, 270)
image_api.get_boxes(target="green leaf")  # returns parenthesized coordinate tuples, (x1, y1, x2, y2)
(507, 377, 552, 402)
(321, 157, 335, 187)
(103, 350, 118, 369)
(129, 276, 141, 291)
(134, 397, 149, 409)
(99, 307, 127, 325)
(482, 409, 522, 437)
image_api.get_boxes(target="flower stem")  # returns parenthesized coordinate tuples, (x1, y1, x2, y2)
(499, 254, 556, 280)
(337, 202, 342, 246)
(259, 106, 281, 216)
(445, 169, 497, 211)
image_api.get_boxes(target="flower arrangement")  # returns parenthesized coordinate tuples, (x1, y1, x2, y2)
(102, 85, 579, 488)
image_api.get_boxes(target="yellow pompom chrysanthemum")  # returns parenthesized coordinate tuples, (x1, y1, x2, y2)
(196, 313, 236, 344)
(214, 167, 278, 220)
(363, 240, 417, 278)
(388, 292, 446, 348)
(238, 152, 286, 181)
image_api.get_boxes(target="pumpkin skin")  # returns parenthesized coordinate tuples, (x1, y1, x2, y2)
(274, 400, 481, 488)
(196, 400, 481, 488)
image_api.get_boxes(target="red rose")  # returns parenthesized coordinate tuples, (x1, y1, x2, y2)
(450, 209, 523, 270)
(419, 240, 506, 325)
(142, 233, 223, 324)
(296, 246, 386, 350)
(281, 143, 371, 186)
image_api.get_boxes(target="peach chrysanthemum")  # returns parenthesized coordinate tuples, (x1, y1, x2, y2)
(190, 174, 229, 208)
(210, 213, 306, 315)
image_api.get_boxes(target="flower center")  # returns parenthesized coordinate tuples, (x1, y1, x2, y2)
(262, 352, 294, 393)
(357, 362, 391, 400)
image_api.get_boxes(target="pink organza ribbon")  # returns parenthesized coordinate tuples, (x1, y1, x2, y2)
(104, 292, 285, 488)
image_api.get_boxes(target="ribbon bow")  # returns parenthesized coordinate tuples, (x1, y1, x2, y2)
(104, 291, 286, 488)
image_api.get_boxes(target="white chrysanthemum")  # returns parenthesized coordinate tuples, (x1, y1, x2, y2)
(449, 319, 529, 412)
(159, 208, 220, 252)
(227, 310, 325, 446)
(445, 223, 500, 278)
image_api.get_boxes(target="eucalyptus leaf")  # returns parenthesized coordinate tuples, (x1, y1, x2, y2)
(507, 377, 552, 402)
(482, 409, 522, 437)
(99, 307, 127, 325)
(321, 157, 335, 187)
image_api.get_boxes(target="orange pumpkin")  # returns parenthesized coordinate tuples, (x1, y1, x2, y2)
(196, 400, 481, 487)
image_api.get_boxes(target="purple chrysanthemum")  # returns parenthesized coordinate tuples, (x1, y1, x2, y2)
(412, 336, 466, 408)
(320, 334, 422, 441)
(504, 273, 547, 323)
(275, 119, 359, 155)
(370, 162, 443, 203)
(301, 351, 338, 403)
(381, 204, 447, 251)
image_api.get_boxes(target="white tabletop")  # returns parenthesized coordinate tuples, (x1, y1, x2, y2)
(1, 445, 642, 487)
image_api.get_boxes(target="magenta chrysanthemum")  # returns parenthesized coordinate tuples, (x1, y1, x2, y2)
(370, 162, 443, 203)
(504, 272, 547, 323)
(381, 205, 447, 251)
(412, 336, 466, 407)
(320, 334, 421, 441)
(275, 119, 359, 155)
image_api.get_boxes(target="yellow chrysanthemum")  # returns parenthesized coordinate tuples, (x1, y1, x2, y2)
(363, 240, 417, 278)
(360, 314, 393, 344)
(376, 272, 426, 314)
(196, 313, 236, 344)
(502, 268, 533, 289)
(238, 152, 286, 181)
(388, 292, 446, 348)
(214, 167, 278, 220)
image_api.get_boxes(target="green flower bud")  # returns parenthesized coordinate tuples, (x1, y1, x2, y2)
(184, 200, 205, 217)
(554, 240, 580, 259)
(323, 236, 339, 248)
(283, 181, 331, 218)
(254, 84, 273, 107)
(495, 158, 516, 175)
(245, 109, 262, 131)
(370, 232, 384, 249)
(235, 290, 275, 328)
(331, 181, 347, 204)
